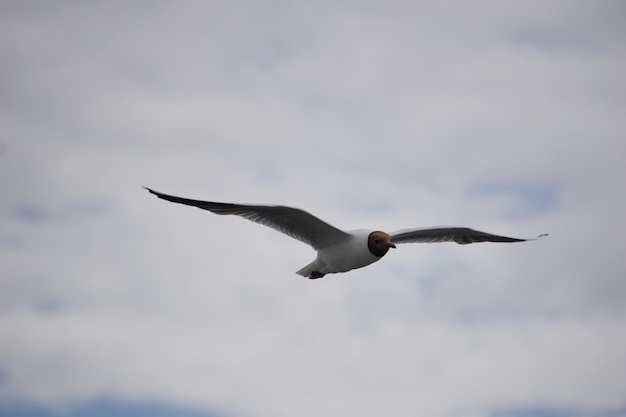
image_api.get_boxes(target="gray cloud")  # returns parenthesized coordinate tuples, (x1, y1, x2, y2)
(1, 1, 625, 417)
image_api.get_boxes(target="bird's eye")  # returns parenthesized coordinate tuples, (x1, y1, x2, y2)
(374, 239, 380, 244)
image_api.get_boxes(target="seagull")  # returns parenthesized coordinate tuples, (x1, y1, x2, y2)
(144, 187, 547, 279)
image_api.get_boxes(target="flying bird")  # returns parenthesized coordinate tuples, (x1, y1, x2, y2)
(144, 187, 547, 279)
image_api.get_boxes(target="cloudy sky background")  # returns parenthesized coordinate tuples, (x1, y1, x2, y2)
(1, 1, 625, 416)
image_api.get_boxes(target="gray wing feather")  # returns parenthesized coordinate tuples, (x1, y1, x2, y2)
(390, 227, 546, 245)
(144, 187, 350, 249)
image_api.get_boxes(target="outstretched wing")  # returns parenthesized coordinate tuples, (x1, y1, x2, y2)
(144, 187, 351, 250)
(390, 227, 547, 245)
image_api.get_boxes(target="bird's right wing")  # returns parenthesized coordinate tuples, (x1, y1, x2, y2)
(390, 227, 547, 245)
(144, 187, 351, 250)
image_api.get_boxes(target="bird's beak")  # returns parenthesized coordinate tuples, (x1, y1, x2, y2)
(387, 242, 397, 249)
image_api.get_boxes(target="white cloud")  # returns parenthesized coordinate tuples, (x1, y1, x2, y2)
(1, 1, 625, 417)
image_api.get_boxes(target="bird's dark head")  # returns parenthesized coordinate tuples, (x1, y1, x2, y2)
(368, 231, 396, 257)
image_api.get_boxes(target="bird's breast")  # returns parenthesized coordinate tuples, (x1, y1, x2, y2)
(316, 230, 382, 274)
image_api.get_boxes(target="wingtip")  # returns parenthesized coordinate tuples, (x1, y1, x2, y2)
(144, 187, 166, 199)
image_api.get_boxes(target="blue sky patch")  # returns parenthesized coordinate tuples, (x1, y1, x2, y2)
(490, 405, 626, 417)
(466, 181, 558, 219)
(505, 27, 591, 54)
(0, 399, 223, 417)
(13, 206, 48, 223)
(12, 200, 109, 225)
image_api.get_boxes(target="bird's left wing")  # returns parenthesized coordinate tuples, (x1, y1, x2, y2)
(144, 187, 351, 250)
(390, 227, 547, 245)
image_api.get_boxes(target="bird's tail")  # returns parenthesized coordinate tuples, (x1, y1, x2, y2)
(296, 259, 326, 279)
(296, 260, 318, 278)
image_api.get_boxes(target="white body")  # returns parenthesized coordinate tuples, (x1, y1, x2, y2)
(296, 229, 381, 276)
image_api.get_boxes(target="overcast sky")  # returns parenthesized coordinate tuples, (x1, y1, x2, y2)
(1, 1, 625, 417)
